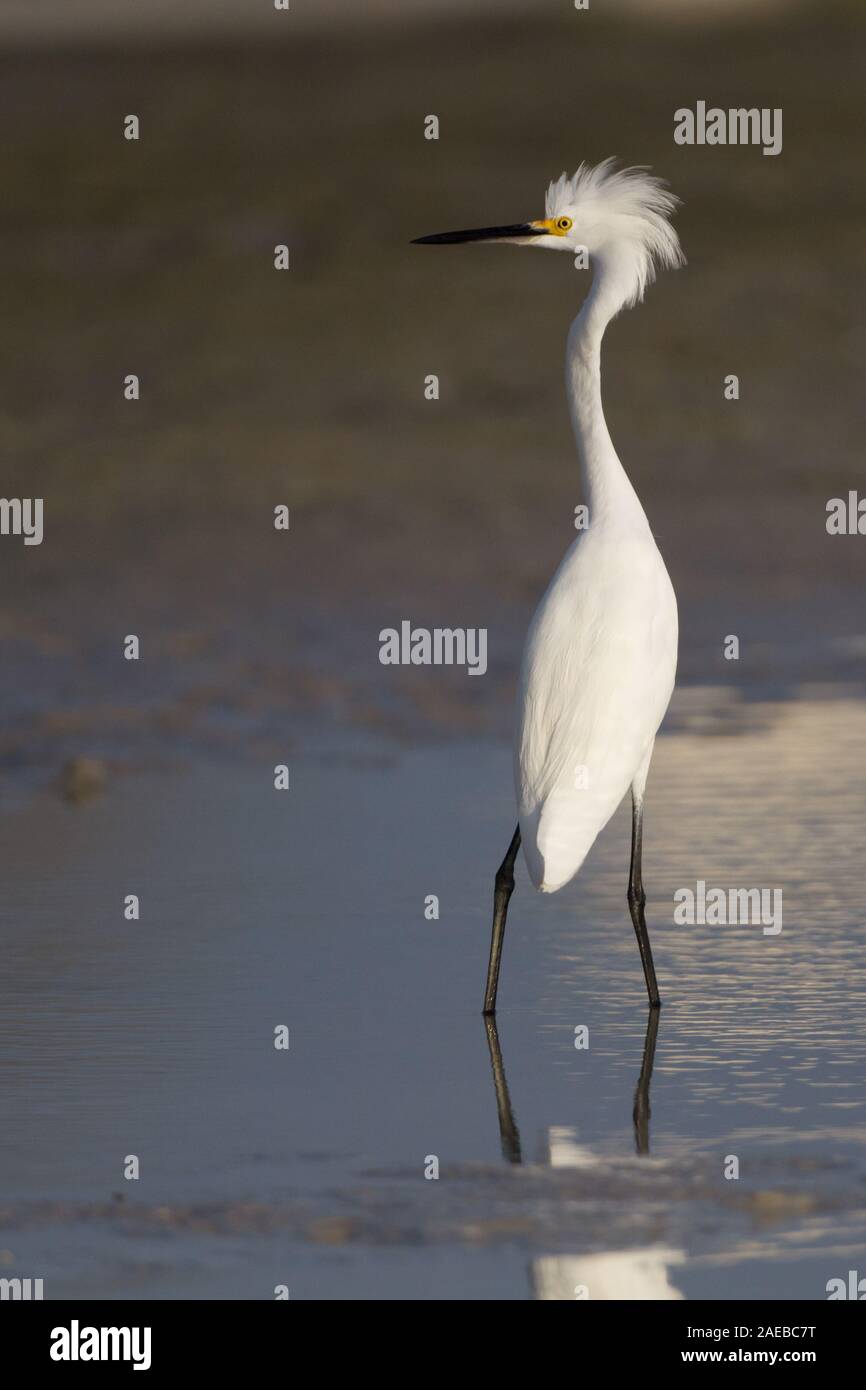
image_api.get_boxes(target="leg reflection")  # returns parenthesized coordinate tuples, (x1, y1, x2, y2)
(484, 1005, 660, 1164)
(632, 1005, 660, 1156)
(483, 1015, 522, 1165)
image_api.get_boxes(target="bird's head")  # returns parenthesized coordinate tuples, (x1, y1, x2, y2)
(413, 158, 684, 313)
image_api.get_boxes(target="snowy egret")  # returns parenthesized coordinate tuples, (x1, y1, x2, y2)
(414, 160, 684, 1012)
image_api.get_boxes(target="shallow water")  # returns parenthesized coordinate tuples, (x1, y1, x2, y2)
(1, 694, 865, 1298)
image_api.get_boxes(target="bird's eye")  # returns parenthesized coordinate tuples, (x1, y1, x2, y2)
(556, 217, 573, 232)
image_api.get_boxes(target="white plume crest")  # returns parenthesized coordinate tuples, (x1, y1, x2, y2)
(546, 158, 684, 307)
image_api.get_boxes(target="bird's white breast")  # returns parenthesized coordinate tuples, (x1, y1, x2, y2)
(515, 520, 677, 892)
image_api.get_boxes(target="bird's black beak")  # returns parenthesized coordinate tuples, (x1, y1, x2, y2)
(411, 222, 548, 245)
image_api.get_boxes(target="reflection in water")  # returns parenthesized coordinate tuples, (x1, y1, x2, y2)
(538, 1124, 597, 1168)
(632, 1005, 659, 1156)
(484, 1007, 660, 1160)
(531, 1249, 685, 1301)
(4, 699, 866, 1297)
(483, 1016, 523, 1164)
(485, 1009, 685, 1299)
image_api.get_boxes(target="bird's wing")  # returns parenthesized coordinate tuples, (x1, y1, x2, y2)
(515, 533, 676, 891)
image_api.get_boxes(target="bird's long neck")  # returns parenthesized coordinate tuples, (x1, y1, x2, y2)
(566, 264, 649, 531)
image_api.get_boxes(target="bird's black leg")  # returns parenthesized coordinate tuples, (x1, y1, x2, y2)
(628, 793, 661, 1008)
(483, 824, 520, 1015)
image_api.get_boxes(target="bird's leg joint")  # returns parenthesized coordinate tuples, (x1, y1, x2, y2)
(495, 865, 515, 896)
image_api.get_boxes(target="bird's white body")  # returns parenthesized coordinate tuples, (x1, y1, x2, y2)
(516, 505, 677, 893)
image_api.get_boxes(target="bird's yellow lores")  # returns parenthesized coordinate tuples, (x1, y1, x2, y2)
(413, 160, 684, 1014)
(532, 216, 574, 235)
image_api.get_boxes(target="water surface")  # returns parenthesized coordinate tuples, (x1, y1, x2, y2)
(1, 694, 864, 1298)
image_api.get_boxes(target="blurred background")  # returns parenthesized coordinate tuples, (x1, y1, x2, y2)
(1, 0, 865, 1303)
(1, 0, 863, 784)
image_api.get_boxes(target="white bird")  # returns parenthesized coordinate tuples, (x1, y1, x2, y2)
(413, 159, 683, 1012)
